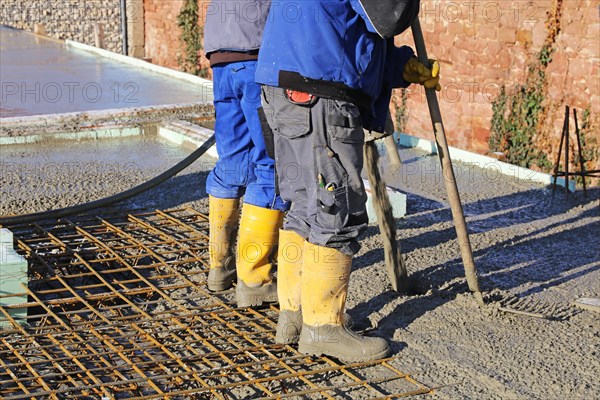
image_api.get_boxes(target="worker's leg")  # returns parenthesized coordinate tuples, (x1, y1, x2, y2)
(299, 241, 388, 362)
(262, 86, 368, 254)
(207, 195, 239, 291)
(236, 61, 288, 211)
(275, 228, 305, 344)
(228, 62, 288, 307)
(206, 64, 252, 200)
(263, 86, 385, 360)
(274, 229, 355, 345)
(205, 64, 252, 291)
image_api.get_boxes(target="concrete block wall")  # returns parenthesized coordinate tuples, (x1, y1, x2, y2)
(0, 0, 124, 53)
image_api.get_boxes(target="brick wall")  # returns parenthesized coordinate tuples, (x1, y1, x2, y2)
(0, 0, 124, 53)
(143, 0, 599, 169)
(144, 0, 211, 73)
(396, 0, 599, 168)
(143, 0, 184, 70)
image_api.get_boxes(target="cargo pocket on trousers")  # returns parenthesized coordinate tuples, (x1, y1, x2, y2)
(272, 93, 312, 139)
(316, 186, 349, 233)
(314, 144, 350, 233)
(327, 100, 364, 144)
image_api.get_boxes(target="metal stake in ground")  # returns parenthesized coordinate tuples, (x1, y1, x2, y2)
(411, 19, 484, 306)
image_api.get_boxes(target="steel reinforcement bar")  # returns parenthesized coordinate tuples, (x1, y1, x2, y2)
(0, 208, 432, 399)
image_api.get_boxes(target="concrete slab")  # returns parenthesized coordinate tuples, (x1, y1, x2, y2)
(398, 132, 577, 192)
(0, 26, 212, 118)
(363, 178, 407, 223)
(573, 298, 600, 313)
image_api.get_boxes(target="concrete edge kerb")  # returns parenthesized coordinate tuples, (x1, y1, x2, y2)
(0, 102, 211, 128)
(65, 40, 214, 89)
(398, 133, 575, 192)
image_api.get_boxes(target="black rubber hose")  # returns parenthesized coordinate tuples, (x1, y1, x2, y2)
(0, 134, 216, 226)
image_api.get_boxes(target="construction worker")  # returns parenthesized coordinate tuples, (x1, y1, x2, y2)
(256, 0, 440, 362)
(203, 0, 288, 307)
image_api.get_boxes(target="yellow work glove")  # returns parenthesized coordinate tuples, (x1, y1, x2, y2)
(403, 57, 441, 91)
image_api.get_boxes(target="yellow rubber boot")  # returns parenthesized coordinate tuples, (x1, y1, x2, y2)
(298, 242, 390, 363)
(208, 196, 240, 292)
(275, 229, 305, 344)
(275, 231, 354, 344)
(236, 203, 284, 307)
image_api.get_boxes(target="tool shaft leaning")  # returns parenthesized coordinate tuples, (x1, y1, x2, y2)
(411, 19, 484, 306)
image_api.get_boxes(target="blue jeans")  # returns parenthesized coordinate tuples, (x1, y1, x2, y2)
(206, 61, 288, 211)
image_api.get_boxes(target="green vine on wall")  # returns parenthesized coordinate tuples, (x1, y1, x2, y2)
(489, 0, 564, 171)
(177, 0, 207, 77)
(489, 45, 553, 170)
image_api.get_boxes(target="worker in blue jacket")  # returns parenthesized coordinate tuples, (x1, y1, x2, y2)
(256, 0, 440, 362)
(203, 0, 289, 307)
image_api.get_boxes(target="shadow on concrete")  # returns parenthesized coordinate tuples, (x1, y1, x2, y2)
(352, 186, 599, 332)
(117, 170, 211, 211)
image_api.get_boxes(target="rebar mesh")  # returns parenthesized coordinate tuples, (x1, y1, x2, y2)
(0, 208, 432, 399)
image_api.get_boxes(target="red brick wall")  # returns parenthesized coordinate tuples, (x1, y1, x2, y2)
(144, 0, 184, 70)
(143, 0, 599, 167)
(144, 0, 211, 74)
(396, 0, 599, 164)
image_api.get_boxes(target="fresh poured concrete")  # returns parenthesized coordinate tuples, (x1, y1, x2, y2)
(2, 134, 598, 399)
(1, 24, 598, 400)
(0, 26, 212, 118)
(0, 134, 216, 216)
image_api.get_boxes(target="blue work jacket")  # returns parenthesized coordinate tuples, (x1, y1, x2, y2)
(256, 0, 418, 132)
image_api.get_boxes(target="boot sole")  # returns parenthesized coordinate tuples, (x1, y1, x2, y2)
(298, 342, 390, 364)
(275, 333, 300, 345)
(236, 293, 278, 308)
(206, 281, 233, 293)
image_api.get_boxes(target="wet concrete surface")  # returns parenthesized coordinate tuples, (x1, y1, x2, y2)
(0, 134, 216, 215)
(1, 138, 599, 399)
(0, 26, 211, 118)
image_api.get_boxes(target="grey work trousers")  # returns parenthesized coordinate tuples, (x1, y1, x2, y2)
(261, 86, 368, 255)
